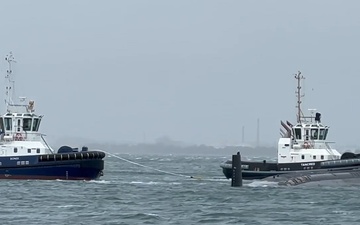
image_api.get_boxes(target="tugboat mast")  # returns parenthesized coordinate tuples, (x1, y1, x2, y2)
(294, 71, 305, 123)
(4, 52, 16, 109)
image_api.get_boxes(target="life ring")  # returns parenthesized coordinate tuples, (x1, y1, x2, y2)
(14, 133, 23, 141)
(303, 141, 310, 149)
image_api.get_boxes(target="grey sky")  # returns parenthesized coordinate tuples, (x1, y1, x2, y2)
(0, 1, 359, 148)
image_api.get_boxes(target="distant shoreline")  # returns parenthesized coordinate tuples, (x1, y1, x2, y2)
(51, 138, 359, 158)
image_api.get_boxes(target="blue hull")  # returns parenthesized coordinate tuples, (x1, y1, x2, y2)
(0, 152, 105, 180)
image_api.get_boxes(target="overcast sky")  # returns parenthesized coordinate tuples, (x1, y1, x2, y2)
(0, 1, 359, 148)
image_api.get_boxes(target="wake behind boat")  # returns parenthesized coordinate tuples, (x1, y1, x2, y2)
(221, 71, 360, 180)
(0, 52, 105, 180)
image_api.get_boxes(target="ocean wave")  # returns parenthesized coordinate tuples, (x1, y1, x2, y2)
(246, 180, 279, 188)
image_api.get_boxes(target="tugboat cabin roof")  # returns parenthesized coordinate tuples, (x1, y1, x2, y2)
(3, 113, 42, 118)
(294, 123, 327, 128)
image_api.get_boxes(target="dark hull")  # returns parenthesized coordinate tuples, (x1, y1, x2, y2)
(0, 151, 105, 180)
(220, 158, 360, 180)
(222, 166, 290, 180)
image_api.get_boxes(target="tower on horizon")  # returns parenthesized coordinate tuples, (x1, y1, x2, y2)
(242, 126, 245, 144)
(256, 118, 260, 147)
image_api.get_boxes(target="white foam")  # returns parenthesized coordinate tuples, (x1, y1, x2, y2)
(195, 178, 229, 182)
(332, 210, 353, 215)
(87, 180, 111, 184)
(57, 204, 82, 208)
(130, 181, 160, 185)
(145, 213, 160, 217)
(246, 180, 279, 188)
(130, 181, 182, 186)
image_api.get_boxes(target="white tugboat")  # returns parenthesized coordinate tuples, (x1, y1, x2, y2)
(221, 71, 360, 179)
(0, 52, 105, 180)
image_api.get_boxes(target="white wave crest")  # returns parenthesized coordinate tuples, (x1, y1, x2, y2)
(246, 180, 279, 188)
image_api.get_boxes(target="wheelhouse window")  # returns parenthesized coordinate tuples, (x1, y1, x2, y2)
(294, 128, 302, 140)
(17, 119, 21, 132)
(324, 129, 329, 140)
(4, 118, 12, 131)
(301, 155, 305, 160)
(319, 129, 326, 140)
(321, 155, 324, 160)
(23, 118, 32, 131)
(32, 118, 41, 132)
(0, 118, 4, 133)
(305, 130, 309, 140)
(311, 129, 318, 140)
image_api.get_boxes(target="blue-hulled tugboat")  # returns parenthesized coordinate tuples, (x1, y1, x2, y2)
(0, 52, 105, 180)
(220, 71, 360, 180)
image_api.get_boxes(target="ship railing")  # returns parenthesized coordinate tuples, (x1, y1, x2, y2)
(324, 142, 338, 160)
(40, 134, 54, 154)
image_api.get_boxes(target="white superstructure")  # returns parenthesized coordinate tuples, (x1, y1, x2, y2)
(277, 71, 341, 164)
(0, 52, 53, 157)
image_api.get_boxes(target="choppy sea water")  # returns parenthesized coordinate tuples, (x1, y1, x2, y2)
(1, 154, 360, 225)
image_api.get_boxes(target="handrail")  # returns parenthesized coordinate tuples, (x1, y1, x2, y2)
(324, 142, 337, 160)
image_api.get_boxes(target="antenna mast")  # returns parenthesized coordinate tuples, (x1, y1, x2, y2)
(294, 71, 305, 123)
(4, 52, 16, 108)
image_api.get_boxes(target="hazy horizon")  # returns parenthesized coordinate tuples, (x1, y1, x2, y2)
(1, 1, 360, 149)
